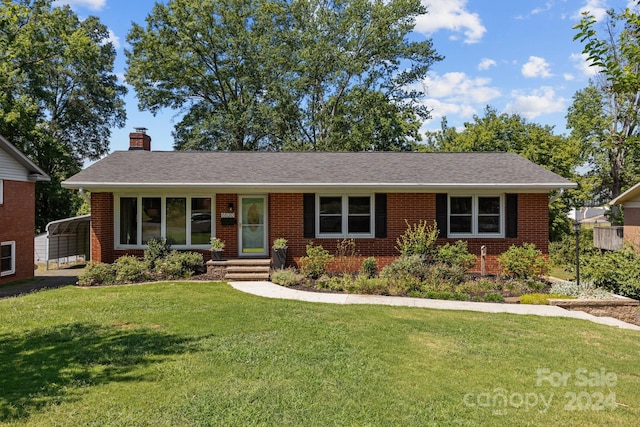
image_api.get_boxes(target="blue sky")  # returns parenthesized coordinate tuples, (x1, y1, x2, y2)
(53, 0, 635, 153)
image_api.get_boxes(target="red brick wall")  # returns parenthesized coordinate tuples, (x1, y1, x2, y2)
(90, 192, 114, 263)
(270, 192, 549, 275)
(91, 191, 549, 275)
(0, 180, 36, 285)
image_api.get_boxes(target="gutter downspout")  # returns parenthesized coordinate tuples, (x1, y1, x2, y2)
(549, 188, 565, 205)
(78, 187, 91, 205)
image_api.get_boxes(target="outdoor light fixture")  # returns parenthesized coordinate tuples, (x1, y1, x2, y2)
(573, 219, 581, 287)
(228, 202, 234, 213)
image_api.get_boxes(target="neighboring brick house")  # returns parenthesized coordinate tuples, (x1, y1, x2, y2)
(62, 130, 576, 274)
(0, 135, 49, 285)
(611, 183, 640, 249)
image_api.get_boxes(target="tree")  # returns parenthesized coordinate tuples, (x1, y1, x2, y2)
(572, 7, 640, 213)
(424, 106, 583, 240)
(0, 0, 126, 231)
(125, 0, 441, 152)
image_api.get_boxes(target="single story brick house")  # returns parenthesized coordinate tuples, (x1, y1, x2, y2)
(0, 135, 50, 285)
(62, 130, 576, 274)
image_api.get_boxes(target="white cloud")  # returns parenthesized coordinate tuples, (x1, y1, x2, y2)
(563, 73, 575, 81)
(416, 0, 486, 44)
(107, 29, 121, 50)
(574, 0, 608, 21)
(570, 52, 600, 77)
(478, 58, 496, 71)
(521, 56, 553, 78)
(422, 72, 501, 104)
(531, 2, 554, 15)
(53, 0, 106, 11)
(505, 87, 566, 119)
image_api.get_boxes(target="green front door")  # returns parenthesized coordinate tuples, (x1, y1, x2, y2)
(239, 196, 267, 256)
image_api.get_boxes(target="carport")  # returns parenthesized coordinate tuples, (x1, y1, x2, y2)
(42, 215, 91, 269)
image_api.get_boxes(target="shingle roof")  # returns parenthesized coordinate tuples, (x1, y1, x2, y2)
(62, 151, 575, 191)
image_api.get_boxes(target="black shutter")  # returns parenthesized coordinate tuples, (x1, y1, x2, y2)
(506, 194, 518, 238)
(435, 193, 448, 237)
(375, 193, 387, 238)
(303, 193, 315, 238)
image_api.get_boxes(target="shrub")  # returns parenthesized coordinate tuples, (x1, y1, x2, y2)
(580, 247, 640, 299)
(335, 239, 359, 274)
(144, 237, 172, 270)
(416, 291, 468, 301)
(395, 220, 439, 259)
(520, 293, 574, 305)
(361, 257, 378, 278)
(155, 251, 204, 280)
(550, 280, 615, 299)
(113, 255, 150, 283)
(300, 242, 334, 279)
(483, 293, 504, 303)
(271, 268, 305, 287)
(497, 243, 548, 279)
(315, 274, 350, 291)
(78, 261, 115, 286)
(435, 240, 477, 271)
(549, 228, 595, 268)
(380, 255, 430, 281)
(346, 276, 389, 295)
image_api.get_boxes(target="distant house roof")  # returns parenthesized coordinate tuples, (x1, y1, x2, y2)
(0, 134, 50, 181)
(62, 151, 575, 192)
(611, 182, 640, 205)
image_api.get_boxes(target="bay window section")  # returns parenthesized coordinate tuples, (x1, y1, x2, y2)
(166, 198, 187, 244)
(117, 195, 213, 248)
(317, 195, 373, 237)
(191, 198, 212, 244)
(142, 197, 162, 244)
(119, 197, 138, 245)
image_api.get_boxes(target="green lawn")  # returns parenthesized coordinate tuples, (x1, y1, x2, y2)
(1, 282, 639, 426)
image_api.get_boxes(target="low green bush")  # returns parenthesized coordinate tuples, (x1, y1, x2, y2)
(435, 241, 477, 271)
(519, 293, 574, 305)
(497, 243, 548, 279)
(346, 276, 389, 295)
(315, 275, 350, 291)
(483, 293, 504, 303)
(380, 255, 430, 281)
(300, 242, 334, 279)
(549, 280, 615, 299)
(395, 220, 439, 259)
(155, 250, 204, 280)
(361, 257, 378, 278)
(144, 237, 172, 270)
(113, 255, 150, 283)
(271, 268, 305, 287)
(78, 261, 115, 286)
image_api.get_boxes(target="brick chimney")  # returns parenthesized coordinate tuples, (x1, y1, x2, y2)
(129, 127, 151, 151)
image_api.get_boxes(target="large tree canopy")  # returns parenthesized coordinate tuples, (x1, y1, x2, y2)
(125, 0, 441, 152)
(0, 0, 126, 231)
(423, 106, 583, 240)
(571, 7, 640, 211)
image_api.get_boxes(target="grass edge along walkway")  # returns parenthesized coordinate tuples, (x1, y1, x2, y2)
(228, 281, 640, 330)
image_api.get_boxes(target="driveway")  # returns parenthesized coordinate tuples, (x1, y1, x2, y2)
(0, 266, 82, 299)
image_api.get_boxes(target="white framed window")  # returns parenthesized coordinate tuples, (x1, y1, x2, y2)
(448, 195, 503, 238)
(316, 194, 373, 238)
(115, 195, 215, 249)
(1, 241, 16, 277)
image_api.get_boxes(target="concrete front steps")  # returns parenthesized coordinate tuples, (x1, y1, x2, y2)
(206, 258, 271, 281)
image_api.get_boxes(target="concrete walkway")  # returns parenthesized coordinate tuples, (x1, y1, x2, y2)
(229, 281, 640, 331)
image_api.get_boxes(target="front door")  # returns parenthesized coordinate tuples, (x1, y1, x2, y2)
(239, 195, 267, 257)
